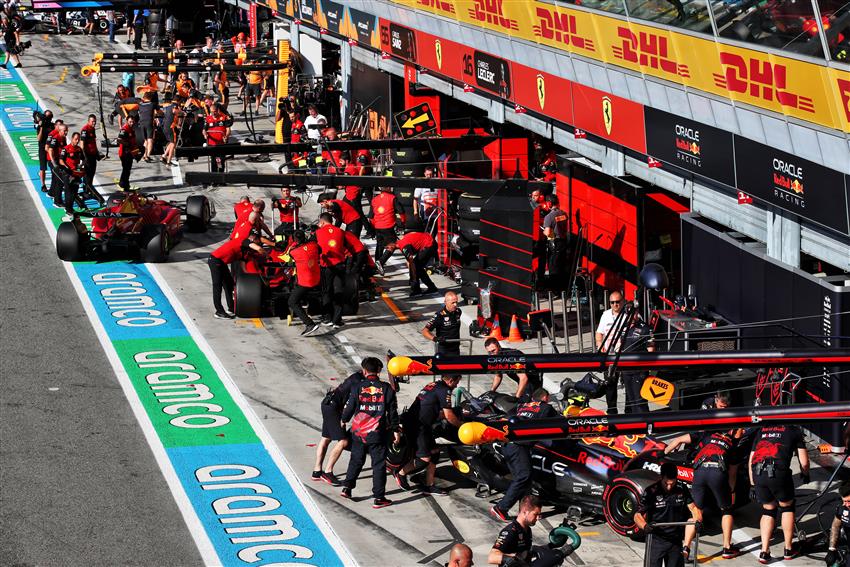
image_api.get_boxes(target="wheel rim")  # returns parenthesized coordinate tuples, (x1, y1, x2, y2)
(609, 485, 638, 528)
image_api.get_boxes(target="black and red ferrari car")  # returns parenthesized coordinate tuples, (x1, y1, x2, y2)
(56, 192, 213, 263)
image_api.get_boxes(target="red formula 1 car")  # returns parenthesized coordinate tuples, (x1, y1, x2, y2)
(56, 192, 214, 263)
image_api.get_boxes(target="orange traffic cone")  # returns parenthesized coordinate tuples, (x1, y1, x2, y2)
(507, 315, 524, 343)
(488, 315, 505, 340)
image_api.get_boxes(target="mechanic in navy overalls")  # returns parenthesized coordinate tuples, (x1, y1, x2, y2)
(827, 482, 850, 567)
(664, 429, 741, 559)
(422, 291, 462, 356)
(490, 388, 558, 523)
(635, 462, 701, 567)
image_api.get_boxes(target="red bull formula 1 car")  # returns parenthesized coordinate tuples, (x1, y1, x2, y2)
(56, 192, 213, 263)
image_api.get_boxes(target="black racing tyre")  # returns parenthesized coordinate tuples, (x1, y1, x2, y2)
(185, 195, 211, 232)
(341, 273, 360, 316)
(461, 282, 479, 302)
(56, 222, 86, 261)
(460, 266, 479, 287)
(603, 470, 658, 537)
(458, 217, 481, 243)
(457, 193, 485, 221)
(234, 273, 264, 318)
(140, 225, 169, 263)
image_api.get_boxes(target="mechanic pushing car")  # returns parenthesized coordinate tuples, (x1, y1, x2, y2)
(319, 194, 366, 239)
(379, 231, 439, 297)
(394, 374, 463, 496)
(208, 231, 265, 320)
(491, 388, 559, 523)
(634, 462, 702, 567)
(827, 481, 850, 567)
(340, 357, 399, 509)
(422, 291, 463, 356)
(749, 424, 810, 563)
(485, 337, 541, 400)
(285, 230, 321, 337)
(664, 429, 742, 559)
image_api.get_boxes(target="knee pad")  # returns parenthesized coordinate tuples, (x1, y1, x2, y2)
(778, 503, 795, 515)
(762, 506, 777, 519)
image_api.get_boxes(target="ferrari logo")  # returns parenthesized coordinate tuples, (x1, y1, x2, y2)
(377, 206, 385, 213)
(328, 239, 337, 247)
(435, 40, 442, 70)
(602, 96, 613, 135)
(536, 74, 545, 109)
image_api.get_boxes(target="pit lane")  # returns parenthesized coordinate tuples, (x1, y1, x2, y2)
(2, 31, 842, 567)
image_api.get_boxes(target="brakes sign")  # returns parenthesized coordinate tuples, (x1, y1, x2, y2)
(640, 375, 674, 406)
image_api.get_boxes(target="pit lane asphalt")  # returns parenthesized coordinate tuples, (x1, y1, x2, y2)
(5, 31, 840, 567)
(0, 119, 201, 565)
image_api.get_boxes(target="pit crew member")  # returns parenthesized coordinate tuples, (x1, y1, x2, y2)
(340, 358, 399, 509)
(272, 186, 302, 238)
(79, 114, 103, 189)
(749, 424, 809, 563)
(208, 231, 265, 319)
(380, 231, 438, 297)
(394, 374, 462, 496)
(369, 186, 405, 264)
(58, 132, 86, 214)
(634, 462, 701, 567)
(484, 337, 541, 400)
(116, 114, 139, 191)
(488, 495, 542, 565)
(422, 291, 462, 356)
(826, 482, 850, 567)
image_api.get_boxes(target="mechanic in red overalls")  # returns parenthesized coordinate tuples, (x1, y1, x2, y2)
(231, 199, 272, 242)
(368, 187, 406, 264)
(272, 186, 302, 240)
(117, 114, 139, 191)
(208, 231, 265, 319)
(315, 213, 357, 329)
(233, 195, 253, 220)
(319, 195, 365, 239)
(46, 121, 68, 206)
(380, 231, 438, 297)
(79, 114, 102, 190)
(204, 102, 231, 174)
(58, 132, 86, 214)
(286, 230, 322, 336)
(343, 228, 375, 287)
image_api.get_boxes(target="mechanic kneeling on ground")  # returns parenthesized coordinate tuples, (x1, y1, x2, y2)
(634, 462, 701, 567)
(422, 291, 463, 356)
(664, 429, 741, 559)
(313, 357, 384, 485)
(827, 481, 850, 567)
(489, 495, 563, 567)
(485, 337, 541, 401)
(491, 388, 558, 523)
(286, 230, 322, 337)
(380, 230, 439, 297)
(340, 358, 399, 509)
(749, 424, 810, 564)
(394, 374, 463, 496)
(208, 231, 265, 319)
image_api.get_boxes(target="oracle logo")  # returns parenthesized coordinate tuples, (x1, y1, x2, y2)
(675, 124, 699, 142)
(772, 158, 803, 180)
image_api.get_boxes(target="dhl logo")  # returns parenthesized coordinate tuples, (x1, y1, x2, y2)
(416, 0, 455, 15)
(581, 434, 641, 458)
(838, 78, 850, 123)
(773, 173, 805, 195)
(613, 28, 690, 78)
(714, 54, 814, 113)
(532, 7, 595, 52)
(675, 138, 700, 155)
(468, 0, 518, 31)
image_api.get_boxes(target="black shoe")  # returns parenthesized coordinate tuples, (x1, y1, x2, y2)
(783, 547, 797, 561)
(302, 323, 320, 336)
(332, 321, 344, 329)
(722, 546, 741, 559)
(393, 471, 411, 491)
(421, 484, 447, 496)
(321, 319, 334, 327)
(340, 487, 352, 499)
(490, 506, 511, 522)
(320, 472, 341, 486)
(0, 63, 6, 69)
(408, 289, 423, 299)
(14, 63, 22, 68)
(372, 497, 393, 509)
(214, 311, 234, 319)
(375, 262, 385, 276)
(40, 185, 47, 193)
(682, 546, 691, 562)
(310, 470, 322, 482)
(758, 551, 771, 565)
(425, 286, 439, 294)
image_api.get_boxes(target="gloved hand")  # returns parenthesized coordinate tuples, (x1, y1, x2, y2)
(800, 471, 811, 485)
(750, 487, 758, 503)
(643, 524, 654, 534)
(693, 521, 703, 533)
(825, 550, 838, 565)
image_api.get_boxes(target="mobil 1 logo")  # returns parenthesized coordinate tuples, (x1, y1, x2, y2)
(644, 107, 735, 187)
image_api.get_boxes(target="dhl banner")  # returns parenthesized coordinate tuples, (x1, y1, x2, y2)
(391, 0, 850, 134)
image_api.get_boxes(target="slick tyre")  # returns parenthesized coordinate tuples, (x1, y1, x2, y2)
(603, 470, 658, 537)
(185, 195, 211, 232)
(457, 193, 485, 221)
(140, 225, 169, 263)
(458, 217, 481, 243)
(341, 273, 360, 316)
(234, 273, 264, 318)
(56, 221, 86, 261)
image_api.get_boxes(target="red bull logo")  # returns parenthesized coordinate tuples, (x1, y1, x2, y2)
(582, 434, 641, 458)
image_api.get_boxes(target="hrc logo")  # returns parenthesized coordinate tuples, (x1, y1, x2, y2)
(532, 7, 595, 51)
(612, 28, 690, 78)
(713, 54, 814, 113)
(468, 0, 518, 31)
